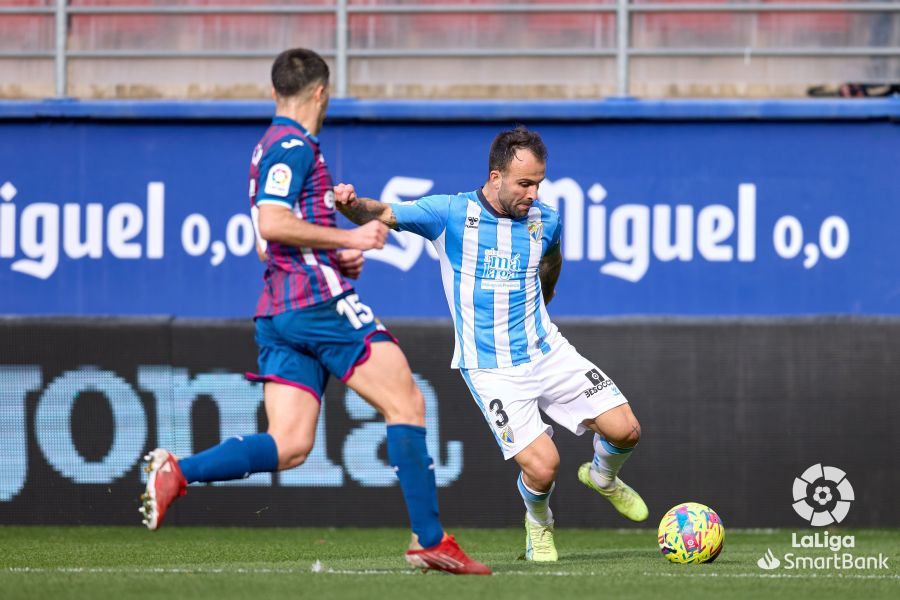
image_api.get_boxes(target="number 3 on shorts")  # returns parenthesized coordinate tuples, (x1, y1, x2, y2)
(489, 399, 509, 427)
(336, 293, 374, 329)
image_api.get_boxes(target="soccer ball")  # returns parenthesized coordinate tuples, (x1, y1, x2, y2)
(657, 502, 725, 564)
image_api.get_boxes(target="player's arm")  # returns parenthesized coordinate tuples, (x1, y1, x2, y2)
(336, 183, 449, 241)
(258, 203, 387, 251)
(334, 183, 398, 229)
(539, 243, 562, 306)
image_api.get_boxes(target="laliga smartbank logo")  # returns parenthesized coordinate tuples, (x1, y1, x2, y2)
(792, 463, 853, 526)
(756, 464, 889, 572)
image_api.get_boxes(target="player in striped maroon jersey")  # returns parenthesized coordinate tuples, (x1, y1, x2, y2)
(140, 48, 489, 576)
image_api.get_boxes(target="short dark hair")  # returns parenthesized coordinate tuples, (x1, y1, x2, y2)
(488, 126, 548, 175)
(271, 48, 330, 98)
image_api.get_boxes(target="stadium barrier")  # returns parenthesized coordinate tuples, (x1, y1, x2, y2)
(1, 317, 897, 528)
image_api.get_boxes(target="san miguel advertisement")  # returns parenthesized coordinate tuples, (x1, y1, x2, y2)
(1, 113, 898, 317)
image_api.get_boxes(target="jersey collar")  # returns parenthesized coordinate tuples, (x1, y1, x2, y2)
(271, 116, 318, 144)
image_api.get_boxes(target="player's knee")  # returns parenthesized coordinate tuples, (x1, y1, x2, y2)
(383, 387, 425, 426)
(270, 434, 314, 470)
(278, 444, 312, 471)
(606, 420, 641, 449)
(525, 458, 559, 490)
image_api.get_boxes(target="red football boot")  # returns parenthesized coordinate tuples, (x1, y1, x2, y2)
(139, 449, 187, 530)
(405, 533, 492, 575)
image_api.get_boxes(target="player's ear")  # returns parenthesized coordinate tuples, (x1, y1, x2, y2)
(314, 83, 329, 103)
(489, 170, 502, 190)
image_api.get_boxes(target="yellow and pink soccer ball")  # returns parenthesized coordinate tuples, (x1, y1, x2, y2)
(657, 502, 725, 564)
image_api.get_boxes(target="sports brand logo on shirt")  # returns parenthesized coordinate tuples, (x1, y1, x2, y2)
(280, 138, 304, 149)
(527, 220, 544, 243)
(481, 248, 521, 290)
(466, 216, 480, 229)
(264, 163, 292, 197)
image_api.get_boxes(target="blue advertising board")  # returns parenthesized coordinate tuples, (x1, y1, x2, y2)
(1, 99, 898, 317)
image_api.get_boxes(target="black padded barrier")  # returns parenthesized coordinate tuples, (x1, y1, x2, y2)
(0, 317, 896, 528)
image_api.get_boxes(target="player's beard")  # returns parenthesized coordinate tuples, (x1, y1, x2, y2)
(499, 188, 531, 218)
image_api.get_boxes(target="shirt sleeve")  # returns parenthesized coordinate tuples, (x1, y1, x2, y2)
(546, 210, 562, 254)
(391, 194, 451, 241)
(256, 140, 314, 208)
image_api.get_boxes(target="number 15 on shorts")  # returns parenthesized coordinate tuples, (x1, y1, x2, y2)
(336, 293, 374, 329)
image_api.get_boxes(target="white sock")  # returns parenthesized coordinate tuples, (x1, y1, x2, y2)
(589, 433, 634, 490)
(517, 473, 554, 526)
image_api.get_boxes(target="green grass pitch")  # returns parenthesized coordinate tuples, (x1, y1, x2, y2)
(2, 527, 898, 599)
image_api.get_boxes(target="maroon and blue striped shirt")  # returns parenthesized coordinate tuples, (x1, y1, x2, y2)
(249, 116, 352, 317)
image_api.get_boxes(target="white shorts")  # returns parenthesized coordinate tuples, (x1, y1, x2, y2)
(460, 336, 629, 460)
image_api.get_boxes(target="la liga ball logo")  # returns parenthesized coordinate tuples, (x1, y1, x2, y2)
(792, 463, 854, 526)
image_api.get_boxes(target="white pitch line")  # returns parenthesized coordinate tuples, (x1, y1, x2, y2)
(5, 566, 899, 580)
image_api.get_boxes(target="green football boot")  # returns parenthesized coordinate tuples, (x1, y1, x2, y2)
(577, 463, 649, 522)
(524, 514, 558, 562)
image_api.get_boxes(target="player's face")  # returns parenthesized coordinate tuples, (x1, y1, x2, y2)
(496, 150, 546, 218)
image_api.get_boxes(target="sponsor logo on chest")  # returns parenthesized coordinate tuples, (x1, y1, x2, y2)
(481, 248, 521, 290)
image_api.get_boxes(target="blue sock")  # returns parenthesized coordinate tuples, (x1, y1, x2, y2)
(178, 434, 279, 484)
(386, 424, 443, 548)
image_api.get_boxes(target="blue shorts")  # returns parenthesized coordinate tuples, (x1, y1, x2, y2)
(245, 291, 397, 402)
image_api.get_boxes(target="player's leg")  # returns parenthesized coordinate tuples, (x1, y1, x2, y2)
(578, 402, 648, 522)
(515, 433, 558, 522)
(579, 399, 647, 522)
(461, 367, 558, 561)
(513, 433, 560, 562)
(171, 380, 317, 482)
(583, 402, 641, 490)
(262, 382, 320, 470)
(535, 338, 648, 522)
(345, 341, 490, 575)
(140, 316, 323, 530)
(177, 321, 326, 482)
(140, 427, 281, 531)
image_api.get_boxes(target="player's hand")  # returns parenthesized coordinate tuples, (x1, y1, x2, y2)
(336, 249, 364, 279)
(346, 220, 388, 251)
(334, 183, 358, 208)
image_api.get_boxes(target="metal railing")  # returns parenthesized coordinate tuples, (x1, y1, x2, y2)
(1, 1, 898, 98)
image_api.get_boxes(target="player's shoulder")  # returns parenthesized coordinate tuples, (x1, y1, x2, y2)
(441, 190, 482, 209)
(412, 192, 466, 211)
(257, 128, 314, 166)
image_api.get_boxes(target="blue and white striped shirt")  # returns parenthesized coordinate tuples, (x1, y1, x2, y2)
(393, 189, 562, 369)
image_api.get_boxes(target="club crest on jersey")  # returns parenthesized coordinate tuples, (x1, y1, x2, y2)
(527, 220, 544, 242)
(481, 248, 521, 290)
(500, 426, 515, 445)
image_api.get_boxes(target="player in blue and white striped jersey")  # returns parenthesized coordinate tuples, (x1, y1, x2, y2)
(336, 127, 649, 562)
